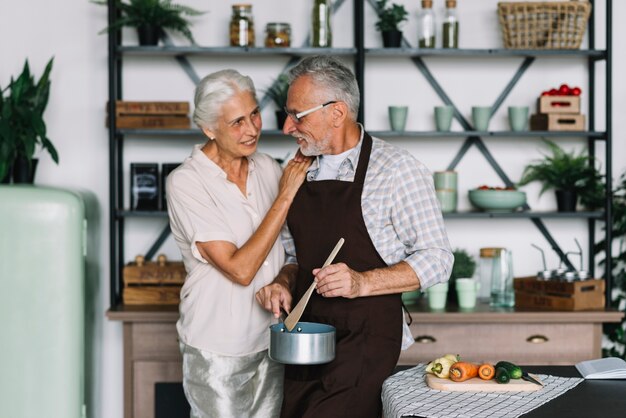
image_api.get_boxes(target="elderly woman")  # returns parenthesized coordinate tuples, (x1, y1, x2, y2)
(166, 69, 309, 418)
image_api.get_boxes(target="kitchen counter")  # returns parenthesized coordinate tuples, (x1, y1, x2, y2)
(399, 300, 624, 365)
(392, 365, 626, 418)
(107, 303, 623, 418)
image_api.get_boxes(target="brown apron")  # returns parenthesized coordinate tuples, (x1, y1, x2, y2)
(281, 132, 402, 418)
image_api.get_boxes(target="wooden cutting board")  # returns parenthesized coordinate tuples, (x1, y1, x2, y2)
(425, 374, 543, 392)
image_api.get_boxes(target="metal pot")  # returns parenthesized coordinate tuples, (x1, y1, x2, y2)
(269, 322, 335, 365)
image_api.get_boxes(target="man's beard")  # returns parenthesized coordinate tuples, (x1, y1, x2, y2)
(297, 130, 331, 156)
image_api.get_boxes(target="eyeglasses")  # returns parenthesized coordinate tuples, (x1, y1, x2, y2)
(284, 101, 337, 123)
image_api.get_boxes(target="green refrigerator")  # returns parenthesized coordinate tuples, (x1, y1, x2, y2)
(0, 185, 88, 417)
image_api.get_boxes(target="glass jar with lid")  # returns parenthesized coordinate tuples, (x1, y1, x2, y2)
(265, 22, 291, 47)
(418, 0, 436, 48)
(311, 0, 332, 47)
(230, 4, 255, 47)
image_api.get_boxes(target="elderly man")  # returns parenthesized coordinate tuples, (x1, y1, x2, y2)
(256, 56, 453, 418)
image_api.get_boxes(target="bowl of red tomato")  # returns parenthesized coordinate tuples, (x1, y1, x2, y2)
(469, 186, 526, 212)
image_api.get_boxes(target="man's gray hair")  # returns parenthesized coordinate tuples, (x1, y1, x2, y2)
(288, 56, 360, 119)
(193, 69, 257, 130)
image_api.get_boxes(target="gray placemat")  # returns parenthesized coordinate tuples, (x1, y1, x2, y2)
(382, 364, 583, 418)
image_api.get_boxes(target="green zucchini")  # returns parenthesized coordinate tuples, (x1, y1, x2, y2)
(495, 361, 522, 379)
(495, 367, 510, 384)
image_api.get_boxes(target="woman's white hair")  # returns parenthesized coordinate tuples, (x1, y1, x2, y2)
(193, 69, 257, 130)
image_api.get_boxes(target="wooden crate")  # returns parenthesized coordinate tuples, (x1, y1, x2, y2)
(107, 115, 191, 129)
(537, 96, 581, 114)
(123, 255, 186, 305)
(513, 276, 605, 311)
(530, 113, 585, 131)
(114, 101, 190, 116)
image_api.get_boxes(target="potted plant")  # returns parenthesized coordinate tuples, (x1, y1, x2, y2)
(265, 74, 290, 128)
(517, 138, 603, 212)
(0, 58, 58, 184)
(447, 248, 477, 305)
(375, 0, 409, 48)
(93, 0, 204, 46)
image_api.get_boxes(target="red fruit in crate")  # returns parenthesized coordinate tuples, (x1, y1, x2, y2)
(559, 84, 571, 95)
(548, 88, 559, 96)
(571, 87, 582, 96)
(541, 91, 550, 96)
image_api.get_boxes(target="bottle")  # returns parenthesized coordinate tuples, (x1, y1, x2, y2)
(230, 4, 255, 47)
(312, 0, 332, 48)
(490, 248, 515, 308)
(418, 0, 436, 48)
(442, 0, 459, 48)
(265, 22, 291, 48)
(478, 247, 496, 299)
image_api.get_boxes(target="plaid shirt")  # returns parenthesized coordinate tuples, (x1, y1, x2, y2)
(282, 127, 453, 289)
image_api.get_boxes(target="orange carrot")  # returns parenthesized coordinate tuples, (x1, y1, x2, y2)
(478, 364, 495, 380)
(449, 362, 479, 382)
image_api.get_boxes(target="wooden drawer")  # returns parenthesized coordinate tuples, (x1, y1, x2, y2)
(130, 322, 181, 360)
(398, 322, 600, 365)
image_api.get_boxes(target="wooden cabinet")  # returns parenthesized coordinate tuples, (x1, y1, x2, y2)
(108, 304, 623, 418)
(398, 302, 623, 365)
(108, 307, 181, 418)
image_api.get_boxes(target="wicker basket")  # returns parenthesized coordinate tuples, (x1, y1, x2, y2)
(498, 1, 591, 49)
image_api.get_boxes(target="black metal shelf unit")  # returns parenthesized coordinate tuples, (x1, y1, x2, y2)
(107, 0, 613, 307)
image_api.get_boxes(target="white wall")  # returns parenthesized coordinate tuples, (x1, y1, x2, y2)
(1, 1, 623, 417)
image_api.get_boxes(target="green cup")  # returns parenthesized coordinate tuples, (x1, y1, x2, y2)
(426, 282, 449, 310)
(455, 278, 480, 309)
(434, 105, 454, 131)
(436, 189, 457, 213)
(433, 171, 458, 190)
(472, 106, 492, 131)
(388, 106, 409, 131)
(508, 106, 529, 131)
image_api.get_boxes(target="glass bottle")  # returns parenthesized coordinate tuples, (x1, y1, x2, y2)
(490, 248, 515, 308)
(265, 22, 291, 48)
(230, 4, 255, 47)
(478, 247, 496, 299)
(418, 0, 436, 48)
(311, 0, 332, 48)
(442, 0, 459, 48)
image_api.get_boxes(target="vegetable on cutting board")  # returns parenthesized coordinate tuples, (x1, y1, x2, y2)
(495, 367, 511, 384)
(495, 361, 523, 379)
(425, 354, 460, 379)
(478, 363, 495, 380)
(449, 362, 479, 382)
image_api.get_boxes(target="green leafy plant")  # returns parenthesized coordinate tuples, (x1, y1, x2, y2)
(598, 172, 626, 359)
(517, 138, 604, 209)
(265, 74, 289, 110)
(92, 0, 204, 43)
(451, 249, 477, 280)
(0, 58, 58, 180)
(375, 0, 409, 32)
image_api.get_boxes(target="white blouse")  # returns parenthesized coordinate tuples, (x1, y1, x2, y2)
(166, 145, 285, 355)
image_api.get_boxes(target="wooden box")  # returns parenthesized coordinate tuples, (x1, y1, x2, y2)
(513, 276, 605, 311)
(111, 115, 191, 129)
(123, 255, 186, 305)
(530, 113, 585, 131)
(106, 100, 191, 129)
(537, 95, 581, 114)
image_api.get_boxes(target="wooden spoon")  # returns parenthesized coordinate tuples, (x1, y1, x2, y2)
(283, 237, 345, 332)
